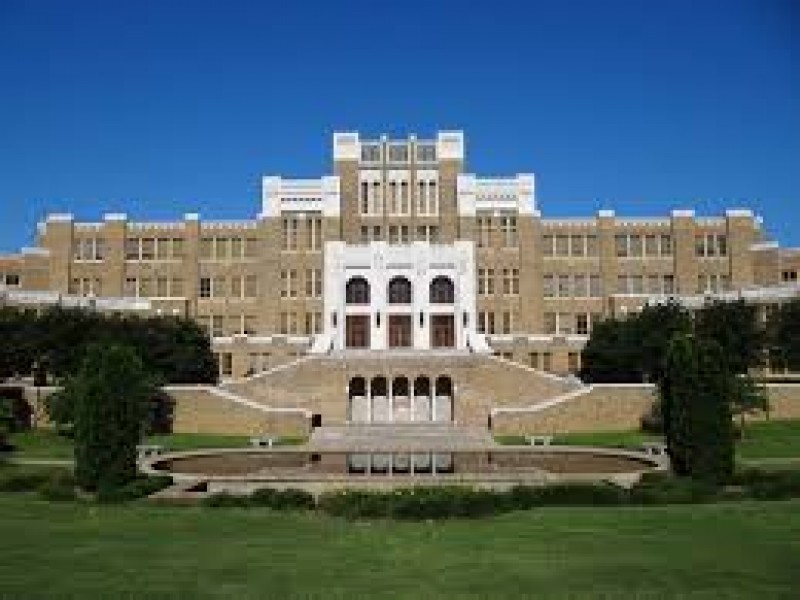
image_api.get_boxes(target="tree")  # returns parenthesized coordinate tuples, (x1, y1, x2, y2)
(70, 344, 157, 490)
(580, 302, 691, 383)
(767, 298, 800, 372)
(729, 375, 768, 436)
(695, 299, 764, 374)
(659, 334, 735, 481)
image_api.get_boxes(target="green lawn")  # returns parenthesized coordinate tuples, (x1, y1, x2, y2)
(0, 496, 797, 599)
(4, 430, 279, 459)
(498, 419, 800, 462)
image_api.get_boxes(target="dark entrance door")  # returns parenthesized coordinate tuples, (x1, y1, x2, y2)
(345, 315, 370, 348)
(430, 315, 455, 348)
(388, 315, 412, 348)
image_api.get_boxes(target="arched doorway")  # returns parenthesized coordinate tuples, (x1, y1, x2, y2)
(413, 376, 431, 422)
(392, 376, 411, 422)
(348, 376, 368, 422)
(371, 376, 389, 422)
(434, 375, 454, 422)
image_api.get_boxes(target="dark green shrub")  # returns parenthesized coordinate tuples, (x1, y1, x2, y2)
(249, 487, 315, 510)
(0, 467, 63, 492)
(96, 475, 173, 503)
(37, 472, 77, 502)
(733, 469, 800, 501)
(629, 474, 719, 505)
(509, 483, 627, 508)
(201, 492, 251, 508)
(317, 490, 389, 519)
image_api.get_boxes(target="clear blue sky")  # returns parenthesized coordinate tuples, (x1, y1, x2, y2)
(0, 0, 798, 251)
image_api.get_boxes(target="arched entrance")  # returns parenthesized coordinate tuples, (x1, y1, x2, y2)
(348, 376, 368, 422)
(434, 376, 454, 422)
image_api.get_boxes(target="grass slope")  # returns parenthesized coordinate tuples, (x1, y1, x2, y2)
(0, 497, 798, 599)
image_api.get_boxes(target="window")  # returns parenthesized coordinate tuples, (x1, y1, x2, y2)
(4, 273, 20, 287)
(543, 352, 552, 372)
(156, 277, 169, 298)
(501, 217, 518, 247)
(213, 276, 226, 298)
(345, 277, 370, 304)
(503, 268, 519, 295)
(125, 238, 140, 260)
(542, 234, 554, 256)
(558, 274, 571, 297)
(416, 143, 436, 162)
(544, 312, 557, 334)
(576, 313, 589, 335)
(573, 274, 588, 297)
(388, 277, 412, 304)
(529, 352, 540, 369)
(282, 218, 298, 250)
(617, 275, 628, 294)
(479, 311, 496, 334)
(568, 352, 580, 373)
(718, 235, 727, 257)
(361, 143, 381, 162)
(244, 275, 257, 298)
(172, 278, 184, 297)
(590, 274, 601, 297)
(360, 181, 369, 214)
(400, 181, 410, 214)
(430, 276, 455, 304)
(388, 144, 408, 163)
(220, 353, 233, 377)
(306, 269, 322, 298)
(555, 235, 569, 256)
(199, 277, 212, 299)
(615, 234, 628, 257)
(570, 235, 585, 257)
(647, 274, 660, 294)
(629, 235, 642, 257)
(231, 276, 243, 299)
(124, 277, 138, 297)
(501, 311, 512, 334)
(231, 238, 242, 259)
(645, 234, 658, 256)
(281, 269, 297, 298)
(660, 234, 672, 255)
(558, 313, 573, 334)
(664, 274, 675, 294)
(478, 269, 488, 296)
(477, 217, 492, 248)
(586, 235, 598, 256)
(243, 237, 257, 258)
(215, 238, 229, 260)
(141, 238, 155, 260)
(630, 275, 643, 294)
(543, 274, 555, 298)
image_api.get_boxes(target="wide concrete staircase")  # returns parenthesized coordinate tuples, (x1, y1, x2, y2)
(218, 351, 587, 425)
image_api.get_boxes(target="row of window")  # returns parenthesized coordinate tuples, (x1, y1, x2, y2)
(782, 270, 798, 282)
(477, 311, 514, 335)
(198, 275, 259, 299)
(281, 217, 323, 251)
(73, 237, 106, 261)
(359, 178, 439, 216)
(477, 216, 518, 248)
(543, 234, 599, 257)
(544, 312, 598, 336)
(345, 276, 455, 305)
(360, 142, 437, 163)
(695, 234, 728, 258)
(543, 274, 603, 298)
(477, 268, 520, 296)
(615, 234, 674, 258)
(124, 277, 185, 298)
(199, 237, 259, 260)
(359, 224, 440, 244)
(615, 274, 676, 295)
(199, 314, 259, 337)
(125, 237, 185, 261)
(697, 274, 731, 294)
(280, 269, 323, 299)
(279, 311, 324, 335)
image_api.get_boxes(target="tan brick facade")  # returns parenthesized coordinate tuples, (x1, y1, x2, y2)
(2, 130, 799, 433)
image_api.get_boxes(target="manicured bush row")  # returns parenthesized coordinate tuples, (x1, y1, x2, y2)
(96, 475, 174, 503)
(202, 488, 315, 510)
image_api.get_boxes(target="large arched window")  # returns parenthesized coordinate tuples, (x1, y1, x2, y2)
(345, 277, 370, 305)
(429, 276, 455, 304)
(388, 276, 412, 304)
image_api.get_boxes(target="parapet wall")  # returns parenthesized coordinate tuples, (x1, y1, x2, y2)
(492, 383, 800, 435)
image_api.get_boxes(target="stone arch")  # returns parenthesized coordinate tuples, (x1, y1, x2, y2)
(345, 276, 370, 305)
(429, 275, 455, 304)
(387, 276, 412, 304)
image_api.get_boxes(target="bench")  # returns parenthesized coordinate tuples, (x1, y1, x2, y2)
(640, 442, 668, 457)
(250, 436, 276, 448)
(526, 435, 553, 447)
(136, 444, 164, 460)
